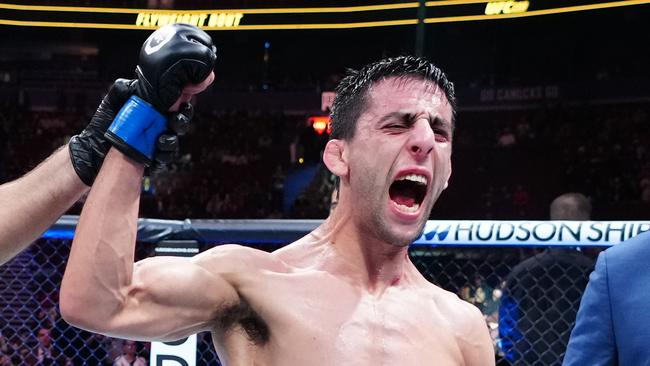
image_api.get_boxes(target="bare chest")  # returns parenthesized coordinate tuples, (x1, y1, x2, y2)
(217, 272, 465, 366)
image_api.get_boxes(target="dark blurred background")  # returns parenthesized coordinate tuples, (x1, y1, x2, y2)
(1, 0, 649, 220)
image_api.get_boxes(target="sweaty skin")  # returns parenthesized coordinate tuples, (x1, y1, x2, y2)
(61, 77, 494, 366)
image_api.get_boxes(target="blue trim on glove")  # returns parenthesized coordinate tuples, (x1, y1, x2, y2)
(108, 96, 167, 161)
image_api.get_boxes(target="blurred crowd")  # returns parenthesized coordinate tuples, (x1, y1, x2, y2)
(1, 97, 649, 221)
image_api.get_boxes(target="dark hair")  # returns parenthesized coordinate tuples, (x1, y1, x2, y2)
(329, 55, 456, 140)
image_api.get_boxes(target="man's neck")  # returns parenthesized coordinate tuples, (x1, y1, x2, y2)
(312, 211, 416, 295)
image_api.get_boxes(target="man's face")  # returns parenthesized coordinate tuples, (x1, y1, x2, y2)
(345, 76, 453, 246)
(123, 341, 137, 356)
(37, 328, 51, 347)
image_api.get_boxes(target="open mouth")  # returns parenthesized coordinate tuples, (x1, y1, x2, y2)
(389, 173, 428, 213)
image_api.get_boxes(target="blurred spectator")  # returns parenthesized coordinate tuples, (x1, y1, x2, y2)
(53, 309, 107, 365)
(499, 193, 595, 366)
(35, 327, 71, 366)
(0, 332, 12, 366)
(497, 127, 516, 147)
(105, 338, 125, 365)
(0, 353, 12, 366)
(113, 340, 147, 366)
(460, 275, 498, 315)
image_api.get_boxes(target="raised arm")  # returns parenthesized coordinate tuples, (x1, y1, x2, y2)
(60, 23, 226, 341)
(0, 75, 141, 265)
(0, 146, 87, 264)
(60, 148, 257, 340)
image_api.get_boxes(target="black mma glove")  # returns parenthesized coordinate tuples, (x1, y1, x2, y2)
(105, 23, 217, 166)
(151, 102, 193, 169)
(69, 79, 131, 186)
(69, 79, 194, 185)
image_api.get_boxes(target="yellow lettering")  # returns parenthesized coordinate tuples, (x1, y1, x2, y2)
(135, 13, 146, 26)
(208, 13, 217, 27)
(224, 13, 235, 27)
(136, 10, 237, 29)
(180, 14, 192, 24)
(514, 1, 530, 12)
(485, 1, 528, 15)
(158, 14, 171, 26)
(502, 1, 514, 14)
(233, 13, 243, 27)
(206, 13, 243, 28)
(197, 14, 208, 27)
(189, 14, 199, 26)
(484, 2, 502, 15)
(150, 13, 160, 26)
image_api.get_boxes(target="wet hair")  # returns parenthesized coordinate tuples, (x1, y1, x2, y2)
(329, 55, 456, 140)
(550, 193, 592, 220)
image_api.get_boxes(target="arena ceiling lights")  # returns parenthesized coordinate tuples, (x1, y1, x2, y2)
(0, 0, 649, 30)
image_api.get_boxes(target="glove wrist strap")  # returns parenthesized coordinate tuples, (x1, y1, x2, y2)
(106, 95, 167, 165)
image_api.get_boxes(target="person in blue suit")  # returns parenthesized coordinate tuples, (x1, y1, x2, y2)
(563, 229, 650, 365)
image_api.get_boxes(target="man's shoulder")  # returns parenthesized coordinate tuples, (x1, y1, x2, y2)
(194, 244, 289, 273)
(421, 281, 485, 327)
(596, 231, 650, 282)
(419, 281, 490, 356)
(605, 230, 650, 261)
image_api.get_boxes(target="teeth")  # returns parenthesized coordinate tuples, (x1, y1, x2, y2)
(395, 203, 420, 213)
(396, 174, 428, 186)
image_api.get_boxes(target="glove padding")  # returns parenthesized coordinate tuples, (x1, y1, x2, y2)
(69, 79, 131, 185)
(105, 23, 216, 165)
(69, 79, 192, 185)
(136, 22, 216, 112)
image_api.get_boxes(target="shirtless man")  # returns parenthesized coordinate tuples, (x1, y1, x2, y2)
(61, 55, 494, 365)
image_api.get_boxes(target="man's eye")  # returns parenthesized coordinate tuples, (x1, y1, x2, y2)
(434, 129, 450, 141)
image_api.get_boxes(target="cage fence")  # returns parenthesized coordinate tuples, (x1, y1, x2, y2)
(2, 218, 645, 366)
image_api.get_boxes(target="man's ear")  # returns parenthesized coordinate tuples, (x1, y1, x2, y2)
(323, 139, 348, 178)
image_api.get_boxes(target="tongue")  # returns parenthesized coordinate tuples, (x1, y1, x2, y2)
(392, 195, 416, 207)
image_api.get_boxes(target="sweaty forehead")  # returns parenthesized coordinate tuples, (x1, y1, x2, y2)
(365, 76, 452, 120)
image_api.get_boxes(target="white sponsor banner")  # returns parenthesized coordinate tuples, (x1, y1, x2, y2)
(415, 221, 650, 247)
(150, 334, 197, 366)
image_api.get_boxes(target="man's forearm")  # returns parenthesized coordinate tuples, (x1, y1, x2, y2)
(61, 147, 144, 328)
(0, 146, 87, 265)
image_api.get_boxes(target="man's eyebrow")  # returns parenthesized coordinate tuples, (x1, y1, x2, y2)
(377, 111, 410, 124)
(431, 115, 454, 131)
(377, 112, 454, 132)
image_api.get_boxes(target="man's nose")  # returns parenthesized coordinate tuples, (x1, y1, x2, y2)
(407, 120, 435, 160)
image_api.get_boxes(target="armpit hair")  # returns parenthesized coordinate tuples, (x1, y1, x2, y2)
(216, 300, 270, 345)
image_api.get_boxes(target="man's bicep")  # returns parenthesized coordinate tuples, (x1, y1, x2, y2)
(107, 256, 241, 341)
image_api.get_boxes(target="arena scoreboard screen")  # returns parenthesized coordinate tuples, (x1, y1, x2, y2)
(0, 0, 649, 31)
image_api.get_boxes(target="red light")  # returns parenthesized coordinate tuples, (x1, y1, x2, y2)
(309, 116, 331, 135)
